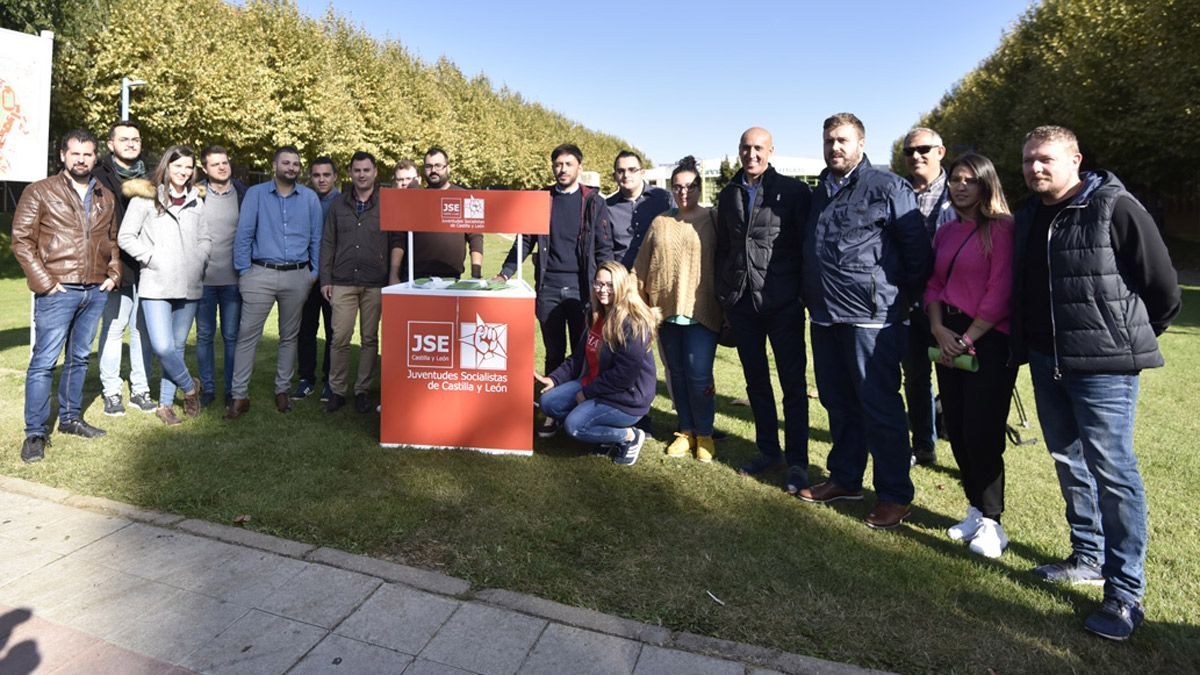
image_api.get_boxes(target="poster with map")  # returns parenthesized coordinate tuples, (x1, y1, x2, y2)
(0, 28, 54, 182)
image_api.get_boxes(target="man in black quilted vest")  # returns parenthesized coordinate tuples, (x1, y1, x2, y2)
(1010, 125, 1181, 641)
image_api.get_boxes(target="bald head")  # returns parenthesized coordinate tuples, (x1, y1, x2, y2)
(739, 127, 774, 181)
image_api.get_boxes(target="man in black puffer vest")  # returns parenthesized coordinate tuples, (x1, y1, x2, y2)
(1012, 126, 1180, 642)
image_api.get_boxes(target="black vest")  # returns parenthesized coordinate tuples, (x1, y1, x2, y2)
(1012, 172, 1163, 373)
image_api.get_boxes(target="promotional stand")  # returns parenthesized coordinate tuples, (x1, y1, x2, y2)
(378, 188, 549, 454)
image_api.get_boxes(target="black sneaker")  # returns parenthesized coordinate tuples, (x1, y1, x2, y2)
(59, 418, 106, 439)
(912, 447, 937, 466)
(319, 382, 333, 402)
(537, 418, 559, 438)
(128, 392, 156, 412)
(21, 435, 47, 463)
(199, 391, 216, 408)
(102, 394, 126, 417)
(325, 393, 346, 413)
(354, 393, 371, 414)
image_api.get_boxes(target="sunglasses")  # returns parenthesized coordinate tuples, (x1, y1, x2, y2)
(902, 145, 938, 157)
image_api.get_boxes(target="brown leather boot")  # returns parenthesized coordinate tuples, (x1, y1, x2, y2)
(182, 387, 201, 418)
(224, 398, 250, 420)
(155, 406, 182, 426)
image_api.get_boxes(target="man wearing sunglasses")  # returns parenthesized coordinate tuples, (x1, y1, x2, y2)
(901, 127, 954, 467)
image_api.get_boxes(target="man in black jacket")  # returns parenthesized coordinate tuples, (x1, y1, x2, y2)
(497, 143, 613, 438)
(92, 120, 155, 416)
(1012, 126, 1180, 641)
(715, 127, 811, 485)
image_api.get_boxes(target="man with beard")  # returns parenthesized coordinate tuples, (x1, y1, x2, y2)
(497, 143, 613, 438)
(195, 146, 247, 408)
(388, 147, 483, 283)
(1012, 126, 1179, 640)
(93, 120, 155, 416)
(225, 146, 323, 418)
(801, 113, 929, 529)
(13, 129, 121, 462)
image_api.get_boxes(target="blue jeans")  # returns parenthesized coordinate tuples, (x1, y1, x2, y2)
(195, 284, 241, 396)
(97, 283, 152, 397)
(1028, 351, 1146, 603)
(902, 309, 937, 453)
(141, 298, 198, 405)
(25, 285, 109, 436)
(659, 323, 717, 436)
(810, 323, 913, 504)
(540, 379, 639, 446)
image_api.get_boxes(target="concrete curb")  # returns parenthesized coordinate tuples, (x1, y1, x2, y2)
(306, 546, 471, 597)
(0, 473, 886, 675)
(176, 518, 316, 558)
(474, 588, 671, 646)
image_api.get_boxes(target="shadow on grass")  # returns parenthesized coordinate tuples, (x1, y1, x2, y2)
(6, 305, 1200, 673)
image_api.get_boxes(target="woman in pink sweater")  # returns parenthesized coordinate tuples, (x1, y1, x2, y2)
(923, 152, 1017, 559)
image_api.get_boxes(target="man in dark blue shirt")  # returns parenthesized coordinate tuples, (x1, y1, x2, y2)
(225, 145, 323, 419)
(293, 157, 339, 402)
(606, 151, 671, 268)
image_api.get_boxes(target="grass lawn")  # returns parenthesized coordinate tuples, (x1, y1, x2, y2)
(1, 218, 1198, 673)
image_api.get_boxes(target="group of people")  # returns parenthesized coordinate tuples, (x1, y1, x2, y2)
(12, 113, 1180, 641)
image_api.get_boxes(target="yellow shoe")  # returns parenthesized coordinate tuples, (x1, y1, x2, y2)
(666, 432, 694, 458)
(695, 435, 715, 463)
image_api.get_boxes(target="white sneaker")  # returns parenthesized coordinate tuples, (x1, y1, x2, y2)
(947, 506, 984, 541)
(968, 518, 1008, 558)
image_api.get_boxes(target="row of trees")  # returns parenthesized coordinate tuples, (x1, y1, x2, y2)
(890, 0, 1198, 233)
(2, 0, 643, 192)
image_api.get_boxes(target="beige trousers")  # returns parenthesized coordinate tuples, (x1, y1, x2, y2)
(328, 285, 382, 396)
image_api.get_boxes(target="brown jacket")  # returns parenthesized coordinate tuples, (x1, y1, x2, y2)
(320, 188, 392, 287)
(11, 171, 121, 294)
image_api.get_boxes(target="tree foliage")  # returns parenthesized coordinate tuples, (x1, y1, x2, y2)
(6, 0, 643, 192)
(892, 0, 1200, 204)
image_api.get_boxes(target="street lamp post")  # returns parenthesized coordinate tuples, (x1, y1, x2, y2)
(120, 77, 146, 119)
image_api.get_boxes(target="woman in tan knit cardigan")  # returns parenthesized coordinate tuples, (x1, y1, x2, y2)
(632, 157, 723, 462)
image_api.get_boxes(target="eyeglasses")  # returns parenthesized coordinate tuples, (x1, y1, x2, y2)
(671, 182, 698, 193)
(592, 282, 614, 291)
(948, 177, 981, 187)
(424, 163, 447, 171)
(902, 145, 938, 157)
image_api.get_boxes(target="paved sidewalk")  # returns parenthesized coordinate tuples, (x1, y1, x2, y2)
(0, 476, 885, 675)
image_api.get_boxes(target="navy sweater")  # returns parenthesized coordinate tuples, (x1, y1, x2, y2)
(548, 317, 657, 417)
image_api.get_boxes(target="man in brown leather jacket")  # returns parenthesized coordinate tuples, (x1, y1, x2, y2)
(11, 129, 121, 463)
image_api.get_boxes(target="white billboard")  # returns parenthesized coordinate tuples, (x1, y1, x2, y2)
(0, 28, 54, 182)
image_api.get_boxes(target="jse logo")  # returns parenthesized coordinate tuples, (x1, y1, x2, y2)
(441, 198, 461, 215)
(408, 321, 454, 368)
(411, 334, 450, 353)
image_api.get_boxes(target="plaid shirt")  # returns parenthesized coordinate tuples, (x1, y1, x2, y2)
(914, 169, 946, 219)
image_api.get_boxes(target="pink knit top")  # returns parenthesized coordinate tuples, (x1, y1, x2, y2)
(923, 217, 1014, 334)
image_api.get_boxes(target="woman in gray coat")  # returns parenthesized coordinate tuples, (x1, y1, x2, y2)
(118, 145, 210, 425)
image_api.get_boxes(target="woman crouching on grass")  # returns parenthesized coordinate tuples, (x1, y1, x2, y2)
(923, 152, 1017, 558)
(535, 261, 661, 466)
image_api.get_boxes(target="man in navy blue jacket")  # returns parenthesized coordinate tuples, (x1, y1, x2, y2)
(801, 113, 930, 529)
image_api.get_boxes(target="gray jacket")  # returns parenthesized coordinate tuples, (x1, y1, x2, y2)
(118, 180, 211, 300)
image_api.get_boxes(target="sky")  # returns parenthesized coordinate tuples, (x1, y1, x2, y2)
(293, 0, 1034, 167)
